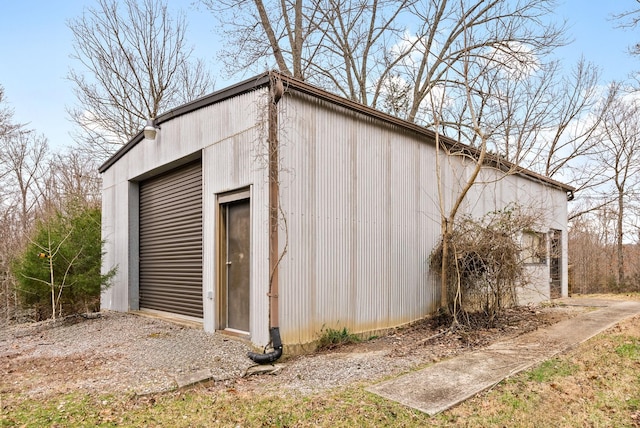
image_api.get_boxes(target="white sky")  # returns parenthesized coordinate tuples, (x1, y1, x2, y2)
(0, 0, 638, 151)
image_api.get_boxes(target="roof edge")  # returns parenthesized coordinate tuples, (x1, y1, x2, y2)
(98, 71, 575, 194)
(272, 73, 575, 193)
(98, 73, 272, 173)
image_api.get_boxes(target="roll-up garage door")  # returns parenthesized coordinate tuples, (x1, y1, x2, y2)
(139, 161, 203, 318)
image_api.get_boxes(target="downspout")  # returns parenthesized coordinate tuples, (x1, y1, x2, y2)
(248, 72, 285, 364)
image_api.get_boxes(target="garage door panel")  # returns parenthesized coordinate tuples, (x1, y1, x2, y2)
(139, 161, 203, 318)
(139, 232, 203, 245)
(139, 221, 202, 236)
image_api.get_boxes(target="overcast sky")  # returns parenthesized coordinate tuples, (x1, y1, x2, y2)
(0, 0, 638, 151)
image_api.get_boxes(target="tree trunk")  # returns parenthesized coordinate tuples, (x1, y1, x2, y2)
(440, 219, 450, 311)
(617, 192, 625, 287)
(255, 0, 291, 76)
(49, 252, 56, 320)
(292, 0, 303, 79)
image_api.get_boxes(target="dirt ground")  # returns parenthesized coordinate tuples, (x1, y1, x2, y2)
(0, 302, 585, 404)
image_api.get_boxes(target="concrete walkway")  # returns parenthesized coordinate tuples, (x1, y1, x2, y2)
(366, 298, 640, 416)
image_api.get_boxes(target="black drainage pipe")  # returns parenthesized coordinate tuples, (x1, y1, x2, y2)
(248, 327, 283, 364)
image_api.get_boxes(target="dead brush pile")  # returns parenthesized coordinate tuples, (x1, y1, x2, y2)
(430, 205, 541, 321)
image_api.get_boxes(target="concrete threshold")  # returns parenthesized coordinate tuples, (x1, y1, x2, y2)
(366, 298, 640, 416)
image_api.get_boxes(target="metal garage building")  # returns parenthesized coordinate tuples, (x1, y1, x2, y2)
(100, 72, 573, 351)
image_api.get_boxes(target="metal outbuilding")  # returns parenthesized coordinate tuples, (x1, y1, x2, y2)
(100, 72, 573, 352)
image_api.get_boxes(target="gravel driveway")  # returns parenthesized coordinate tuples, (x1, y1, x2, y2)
(1, 312, 254, 396)
(1, 306, 581, 399)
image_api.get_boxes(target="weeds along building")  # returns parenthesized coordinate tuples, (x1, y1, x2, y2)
(100, 72, 573, 352)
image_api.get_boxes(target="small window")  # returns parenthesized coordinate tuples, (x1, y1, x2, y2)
(522, 232, 546, 264)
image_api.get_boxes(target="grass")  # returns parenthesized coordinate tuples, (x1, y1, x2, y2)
(524, 358, 579, 382)
(1, 388, 429, 427)
(4, 304, 640, 427)
(615, 339, 640, 359)
(316, 326, 361, 350)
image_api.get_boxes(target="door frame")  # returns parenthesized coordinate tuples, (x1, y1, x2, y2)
(549, 229, 562, 299)
(217, 188, 251, 335)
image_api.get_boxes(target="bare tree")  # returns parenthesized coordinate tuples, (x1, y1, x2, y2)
(593, 83, 640, 287)
(44, 151, 103, 211)
(205, 0, 618, 189)
(0, 85, 22, 139)
(475, 58, 605, 178)
(613, 0, 640, 56)
(539, 59, 606, 178)
(0, 131, 49, 233)
(307, 0, 412, 105)
(204, 0, 605, 170)
(0, 90, 50, 324)
(68, 0, 214, 162)
(205, 1, 612, 175)
(424, 5, 592, 313)
(0, 85, 21, 324)
(204, 1, 566, 126)
(569, 216, 613, 293)
(203, 1, 419, 101)
(0, 208, 19, 324)
(432, 39, 490, 314)
(23, 230, 77, 321)
(200, 0, 321, 79)
(395, 0, 565, 124)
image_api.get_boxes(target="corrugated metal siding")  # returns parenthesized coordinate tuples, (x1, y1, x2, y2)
(277, 93, 441, 345)
(100, 185, 124, 310)
(276, 88, 567, 346)
(139, 161, 203, 318)
(203, 122, 271, 346)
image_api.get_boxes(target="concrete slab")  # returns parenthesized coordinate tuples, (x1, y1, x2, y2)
(173, 363, 287, 390)
(176, 368, 213, 389)
(366, 298, 640, 416)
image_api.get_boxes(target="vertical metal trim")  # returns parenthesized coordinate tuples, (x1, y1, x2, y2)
(128, 181, 140, 311)
(225, 204, 230, 326)
(217, 202, 228, 329)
